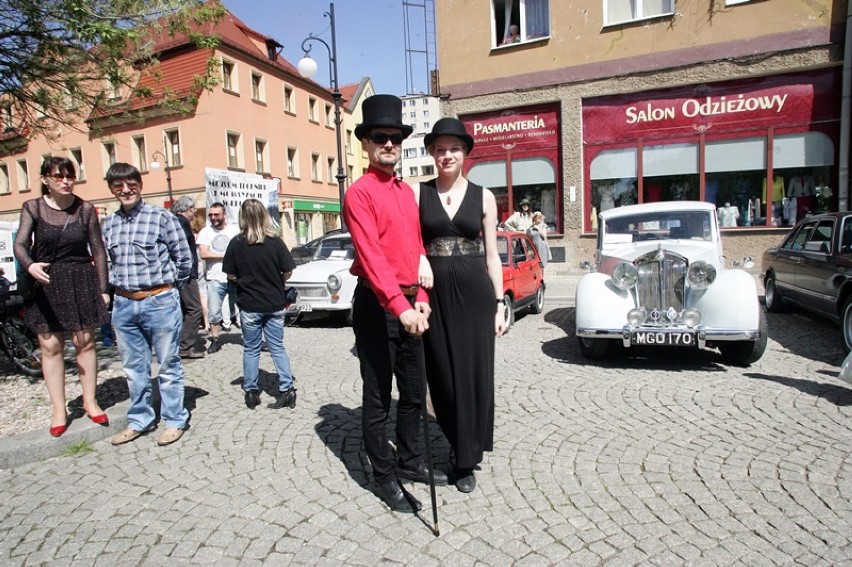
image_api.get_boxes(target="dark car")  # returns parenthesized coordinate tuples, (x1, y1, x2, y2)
(290, 228, 345, 265)
(762, 212, 852, 351)
(496, 231, 546, 330)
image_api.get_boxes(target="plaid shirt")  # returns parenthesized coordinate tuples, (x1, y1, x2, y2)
(102, 199, 191, 291)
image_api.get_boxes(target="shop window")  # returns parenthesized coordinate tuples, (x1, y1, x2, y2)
(590, 148, 637, 224)
(642, 142, 699, 205)
(772, 132, 834, 226)
(511, 157, 557, 229)
(604, 0, 674, 27)
(469, 160, 509, 221)
(705, 137, 766, 228)
(493, 0, 550, 47)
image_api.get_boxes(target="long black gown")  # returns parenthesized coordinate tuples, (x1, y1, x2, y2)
(420, 179, 495, 470)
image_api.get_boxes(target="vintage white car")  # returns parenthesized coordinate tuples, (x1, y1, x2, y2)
(575, 201, 767, 366)
(285, 234, 357, 325)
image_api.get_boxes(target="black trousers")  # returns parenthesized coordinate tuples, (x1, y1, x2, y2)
(352, 284, 424, 483)
(178, 277, 203, 353)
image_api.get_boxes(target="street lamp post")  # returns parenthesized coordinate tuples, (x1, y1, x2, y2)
(150, 147, 173, 207)
(297, 2, 347, 232)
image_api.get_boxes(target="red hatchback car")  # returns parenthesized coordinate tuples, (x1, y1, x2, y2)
(496, 231, 546, 330)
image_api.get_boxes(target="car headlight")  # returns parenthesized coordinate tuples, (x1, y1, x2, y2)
(611, 262, 638, 290)
(327, 274, 342, 292)
(627, 308, 646, 327)
(682, 308, 701, 328)
(686, 261, 717, 289)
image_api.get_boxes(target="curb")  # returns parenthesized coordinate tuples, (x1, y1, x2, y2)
(0, 404, 128, 469)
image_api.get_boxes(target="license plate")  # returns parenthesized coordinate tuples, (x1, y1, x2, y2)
(298, 304, 313, 312)
(632, 331, 695, 346)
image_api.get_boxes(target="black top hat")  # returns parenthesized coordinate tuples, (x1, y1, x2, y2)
(354, 95, 414, 140)
(423, 117, 475, 154)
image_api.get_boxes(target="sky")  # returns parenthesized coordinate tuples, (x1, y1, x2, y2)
(222, 0, 433, 97)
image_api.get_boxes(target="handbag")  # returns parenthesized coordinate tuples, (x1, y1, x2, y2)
(284, 286, 298, 307)
(17, 200, 71, 304)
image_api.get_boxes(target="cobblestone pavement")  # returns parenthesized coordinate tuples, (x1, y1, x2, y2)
(1, 291, 851, 565)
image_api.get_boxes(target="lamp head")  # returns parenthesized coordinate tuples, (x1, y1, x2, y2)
(297, 56, 318, 79)
(150, 160, 162, 171)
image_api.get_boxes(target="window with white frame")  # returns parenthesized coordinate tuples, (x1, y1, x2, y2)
(255, 139, 268, 173)
(604, 0, 675, 26)
(287, 147, 299, 178)
(404, 148, 417, 158)
(102, 141, 117, 170)
(419, 147, 428, 157)
(311, 153, 321, 181)
(284, 85, 295, 113)
(69, 148, 85, 181)
(327, 157, 336, 183)
(493, 0, 550, 47)
(0, 164, 9, 194)
(222, 60, 236, 92)
(408, 167, 418, 177)
(166, 129, 181, 167)
(16, 159, 29, 192)
(251, 72, 264, 102)
(132, 135, 147, 172)
(421, 165, 434, 176)
(227, 132, 242, 169)
(309, 97, 318, 122)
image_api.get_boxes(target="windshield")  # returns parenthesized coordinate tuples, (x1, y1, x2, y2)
(313, 237, 355, 260)
(602, 210, 713, 245)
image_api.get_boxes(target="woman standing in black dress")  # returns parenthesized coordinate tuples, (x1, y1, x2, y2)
(14, 157, 110, 436)
(415, 118, 505, 492)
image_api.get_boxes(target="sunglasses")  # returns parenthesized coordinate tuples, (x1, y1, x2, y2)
(367, 132, 404, 146)
(47, 173, 76, 181)
(110, 181, 140, 192)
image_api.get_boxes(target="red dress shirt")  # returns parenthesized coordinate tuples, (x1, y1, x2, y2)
(344, 166, 428, 318)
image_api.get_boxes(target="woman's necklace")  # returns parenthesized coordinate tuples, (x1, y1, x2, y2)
(436, 181, 465, 205)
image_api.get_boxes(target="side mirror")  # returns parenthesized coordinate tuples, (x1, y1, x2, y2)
(579, 260, 592, 272)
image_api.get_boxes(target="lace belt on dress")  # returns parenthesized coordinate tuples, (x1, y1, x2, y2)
(425, 236, 483, 257)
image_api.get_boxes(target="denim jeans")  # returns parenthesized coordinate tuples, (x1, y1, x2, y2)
(240, 308, 294, 393)
(206, 280, 237, 325)
(112, 288, 189, 431)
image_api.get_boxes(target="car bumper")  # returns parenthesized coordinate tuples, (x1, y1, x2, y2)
(576, 326, 761, 348)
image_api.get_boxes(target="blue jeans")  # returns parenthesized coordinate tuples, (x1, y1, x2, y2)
(206, 280, 237, 325)
(240, 308, 294, 393)
(112, 288, 189, 431)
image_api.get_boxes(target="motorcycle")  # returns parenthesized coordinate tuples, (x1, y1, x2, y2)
(0, 293, 41, 377)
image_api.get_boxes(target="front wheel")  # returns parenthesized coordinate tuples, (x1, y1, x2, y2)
(1, 321, 42, 377)
(577, 336, 612, 360)
(530, 284, 545, 314)
(501, 294, 514, 332)
(718, 308, 768, 366)
(841, 297, 852, 353)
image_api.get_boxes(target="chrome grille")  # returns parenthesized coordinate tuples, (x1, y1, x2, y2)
(634, 249, 687, 314)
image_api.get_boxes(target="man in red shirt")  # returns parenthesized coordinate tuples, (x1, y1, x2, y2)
(344, 94, 448, 513)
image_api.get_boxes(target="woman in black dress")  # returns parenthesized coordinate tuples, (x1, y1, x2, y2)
(415, 118, 505, 493)
(14, 157, 110, 437)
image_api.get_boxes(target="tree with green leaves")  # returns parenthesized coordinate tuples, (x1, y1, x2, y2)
(0, 0, 225, 139)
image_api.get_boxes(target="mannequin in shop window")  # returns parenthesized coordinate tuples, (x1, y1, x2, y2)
(815, 178, 833, 211)
(718, 202, 739, 228)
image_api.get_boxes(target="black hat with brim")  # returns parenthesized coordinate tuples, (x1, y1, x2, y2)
(354, 94, 414, 140)
(423, 117, 475, 154)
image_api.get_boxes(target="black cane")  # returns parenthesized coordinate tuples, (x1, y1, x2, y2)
(416, 337, 440, 536)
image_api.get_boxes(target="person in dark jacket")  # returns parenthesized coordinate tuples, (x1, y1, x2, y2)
(171, 196, 205, 359)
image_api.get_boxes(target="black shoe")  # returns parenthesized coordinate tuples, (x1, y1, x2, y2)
(397, 460, 448, 486)
(207, 339, 221, 354)
(375, 479, 422, 513)
(180, 349, 205, 359)
(455, 468, 476, 493)
(231, 317, 240, 329)
(244, 390, 260, 409)
(267, 387, 296, 409)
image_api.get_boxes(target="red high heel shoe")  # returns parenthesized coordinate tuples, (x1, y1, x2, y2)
(49, 416, 69, 437)
(84, 407, 109, 426)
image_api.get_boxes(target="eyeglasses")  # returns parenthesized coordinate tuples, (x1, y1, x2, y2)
(110, 181, 140, 192)
(367, 133, 404, 146)
(47, 173, 76, 181)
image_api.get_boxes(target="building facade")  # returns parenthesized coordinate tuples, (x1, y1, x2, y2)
(397, 93, 442, 184)
(435, 0, 847, 266)
(0, 9, 349, 249)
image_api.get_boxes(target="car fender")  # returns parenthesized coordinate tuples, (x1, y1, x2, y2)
(690, 269, 760, 329)
(575, 272, 635, 330)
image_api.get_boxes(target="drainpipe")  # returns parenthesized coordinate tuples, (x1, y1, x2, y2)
(838, 0, 852, 212)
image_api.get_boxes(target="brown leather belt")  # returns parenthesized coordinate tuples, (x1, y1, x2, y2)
(358, 278, 419, 297)
(115, 283, 173, 300)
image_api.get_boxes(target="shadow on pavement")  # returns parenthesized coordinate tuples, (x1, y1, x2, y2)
(745, 372, 852, 405)
(315, 403, 370, 488)
(764, 309, 845, 366)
